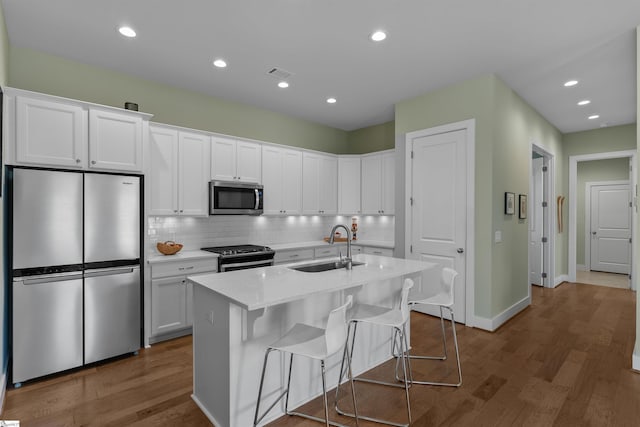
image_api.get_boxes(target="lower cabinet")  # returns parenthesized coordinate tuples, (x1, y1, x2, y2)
(150, 258, 217, 343)
(363, 246, 394, 257)
(274, 248, 314, 265)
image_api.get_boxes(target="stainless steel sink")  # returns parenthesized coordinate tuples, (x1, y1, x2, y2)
(290, 260, 365, 273)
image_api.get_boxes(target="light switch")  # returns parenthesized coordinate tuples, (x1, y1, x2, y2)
(495, 230, 502, 243)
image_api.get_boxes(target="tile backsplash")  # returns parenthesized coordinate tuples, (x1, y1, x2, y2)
(148, 215, 394, 254)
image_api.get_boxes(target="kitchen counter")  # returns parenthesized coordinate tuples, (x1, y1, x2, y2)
(268, 239, 394, 251)
(189, 254, 436, 427)
(147, 249, 218, 264)
(191, 253, 429, 311)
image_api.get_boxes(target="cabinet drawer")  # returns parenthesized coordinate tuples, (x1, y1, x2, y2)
(314, 246, 340, 259)
(274, 249, 314, 265)
(151, 258, 218, 278)
(363, 246, 394, 257)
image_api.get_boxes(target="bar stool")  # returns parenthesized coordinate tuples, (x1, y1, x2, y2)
(404, 267, 462, 387)
(253, 295, 359, 427)
(335, 278, 414, 427)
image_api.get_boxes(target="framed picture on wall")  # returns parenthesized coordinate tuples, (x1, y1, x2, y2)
(505, 192, 515, 215)
(519, 194, 527, 219)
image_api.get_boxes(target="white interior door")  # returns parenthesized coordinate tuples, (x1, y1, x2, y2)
(590, 184, 631, 274)
(529, 157, 544, 286)
(409, 129, 466, 323)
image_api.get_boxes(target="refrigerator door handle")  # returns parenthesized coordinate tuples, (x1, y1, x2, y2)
(84, 266, 140, 278)
(17, 272, 84, 285)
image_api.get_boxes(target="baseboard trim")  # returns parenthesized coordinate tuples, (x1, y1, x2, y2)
(192, 394, 225, 427)
(554, 274, 569, 288)
(474, 295, 531, 332)
(0, 360, 7, 416)
(576, 264, 587, 271)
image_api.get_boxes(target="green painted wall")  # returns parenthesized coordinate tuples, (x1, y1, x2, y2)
(0, 0, 8, 387)
(8, 47, 349, 154)
(576, 158, 630, 266)
(491, 77, 563, 315)
(395, 74, 563, 321)
(636, 27, 640, 360)
(563, 124, 636, 156)
(347, 121, 395, 154)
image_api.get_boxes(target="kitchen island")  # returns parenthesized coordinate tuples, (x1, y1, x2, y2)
(188, 254, 437, 427)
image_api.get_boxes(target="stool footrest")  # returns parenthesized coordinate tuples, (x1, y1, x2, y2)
(287, 410, 353, 427)
(354, 376, 410, 389)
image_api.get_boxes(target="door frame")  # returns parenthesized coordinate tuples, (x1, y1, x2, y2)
(529, 142, 556, 288)
(569, 150, 637, 290)
(404, 119, 476, 327)
(584, 180, 630, 272)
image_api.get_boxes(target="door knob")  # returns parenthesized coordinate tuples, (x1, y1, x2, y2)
(592, 231, 597, 235)
(457, 248, 464, 254)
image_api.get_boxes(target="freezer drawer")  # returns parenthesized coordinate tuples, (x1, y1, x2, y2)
(12, 273, 83, 384)
(84, 266, 141, 364)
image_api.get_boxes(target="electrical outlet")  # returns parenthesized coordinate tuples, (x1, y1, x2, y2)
(495, 230, 502, 243)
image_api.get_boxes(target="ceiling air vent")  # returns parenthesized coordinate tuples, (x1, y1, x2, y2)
(267, 67, 294, 80)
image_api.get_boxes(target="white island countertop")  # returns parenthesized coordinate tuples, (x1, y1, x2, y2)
(188, 254, 435, 311)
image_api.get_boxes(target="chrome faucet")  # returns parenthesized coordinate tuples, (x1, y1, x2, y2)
(329, 224, 352, 270)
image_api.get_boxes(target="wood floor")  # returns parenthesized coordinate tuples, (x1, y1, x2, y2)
(3, 282, 638, 426)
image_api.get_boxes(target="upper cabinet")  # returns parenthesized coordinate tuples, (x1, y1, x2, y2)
(5, 88, 151, 173)
(14, 95, 87, 168)
(302, 152, 337, 215)
(88, 109, 143, 172)
(338, 156, 361, 215)
(262, 145, 302, 215)
(211, 136, 261, 183)
(361, 150, 395, 215)
(149, 125, 211, 216)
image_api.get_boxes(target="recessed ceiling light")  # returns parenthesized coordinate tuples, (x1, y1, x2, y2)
(213, 59, 227, 68)
(118, 26, 136, 38)
(326, 97, 337, 104)
(370, 30, 387, 42)
(564, 80, 578, 87)
(278, 81, 289, 89)
(577, 100, 591, 106)
(588, 114, 600, 120)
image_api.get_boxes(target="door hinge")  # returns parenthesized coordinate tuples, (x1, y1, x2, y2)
(411, 151, 414, 159)
(630, 202, 633, 208)
(541, 272, 548, 278)
(410, 197, 414, 206)
(629, 238, 632, 244)
(542, 201, 548, 207)
(410, 245, 413, 253)
(542, 166, 548, 172)
(541, 237, 548, 243)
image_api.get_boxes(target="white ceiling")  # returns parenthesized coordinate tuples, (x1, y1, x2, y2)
(2, 0, 638, 133)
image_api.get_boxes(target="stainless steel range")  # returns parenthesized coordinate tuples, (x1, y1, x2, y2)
(201, 244, 275, 272)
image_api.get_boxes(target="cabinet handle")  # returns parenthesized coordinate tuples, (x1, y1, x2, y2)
(174, 210, 178, 213)
(290, 254, 299, 258)
(180, 210, 184, 213)
(76, 158, 81, 163)
(178, 266, 195, 271)
(91, 160, 96, 165)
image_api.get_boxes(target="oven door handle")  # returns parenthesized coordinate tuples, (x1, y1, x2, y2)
(255, 188, 260, 210)
(221, 259, 273, 271)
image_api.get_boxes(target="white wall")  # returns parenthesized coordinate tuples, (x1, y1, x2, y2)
(147, 215, 395, 255)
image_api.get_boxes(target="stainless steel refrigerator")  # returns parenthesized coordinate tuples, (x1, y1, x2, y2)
(11, 167, 141, 385)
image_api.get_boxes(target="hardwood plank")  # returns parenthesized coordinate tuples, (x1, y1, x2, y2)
(2, 283, 639, 427)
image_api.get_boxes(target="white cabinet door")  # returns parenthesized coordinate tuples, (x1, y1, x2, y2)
(211, 136, 237, 181)
(211, 137, 261, 183)
(262, 145, 284, 215)
(263, 146, 302, 215)
(149, 126, 179, 215)
(89, 109, 143, 172)
(186, 280, 194, 327)
(151, 276, 188, 336)
(319, 155, 338, 214)
(302, 152, 321, 214)
(338, 156, 361, 214)
(281, 149, 302, 214)
(381, 152, 395, 215)
(15, 96, 86, 168)
(179, 131, 211, 216)
(361, 151, 395, 215)
(236, 140, 262, 183)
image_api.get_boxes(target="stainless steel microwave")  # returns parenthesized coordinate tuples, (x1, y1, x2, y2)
(209, 181, 264, 215)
